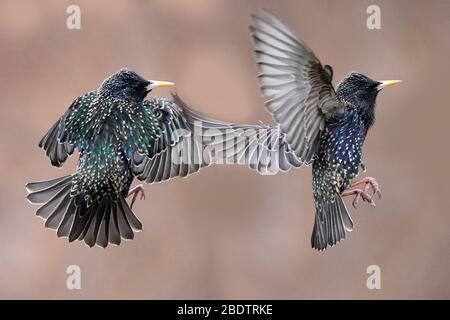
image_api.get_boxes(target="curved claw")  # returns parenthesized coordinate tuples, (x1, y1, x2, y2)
(355, 177, 382, 200)
(342, 188, 376, 209)
(361, 190, 376, 207)
(128, 184, 146, 209)
(375, 190, 382, 200)
(370, 180, 381, 200)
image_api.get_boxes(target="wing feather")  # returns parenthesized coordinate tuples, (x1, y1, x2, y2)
(39, 92, 97, 167)
(250, 10, 344, 163)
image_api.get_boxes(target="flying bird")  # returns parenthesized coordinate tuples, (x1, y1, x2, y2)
(246, 10, 401, 250)
(26, 68, 245, 248)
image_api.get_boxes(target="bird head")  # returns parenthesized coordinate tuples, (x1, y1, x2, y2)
(99, 68, 175, 102)
(336, 72, 401, 126)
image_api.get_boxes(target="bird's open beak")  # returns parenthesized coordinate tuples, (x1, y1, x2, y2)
(148, 80, 175, 89)
(377, 80, 402, 90)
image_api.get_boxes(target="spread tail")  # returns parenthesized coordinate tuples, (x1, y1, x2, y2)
(311, 196, 354, 251)
(26, 176, 142, 248)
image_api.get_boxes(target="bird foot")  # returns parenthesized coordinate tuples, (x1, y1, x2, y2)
(342, 189, 376, 209)
(128, 184, 146, 209)
(352, 176, 381, 199)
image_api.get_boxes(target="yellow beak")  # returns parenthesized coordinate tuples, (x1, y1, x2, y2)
(378, 80, 402, 89)
(149, 80, 175, 89)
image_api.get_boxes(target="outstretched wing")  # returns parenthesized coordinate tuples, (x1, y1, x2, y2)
(131, 94, 304, 182)
(250, 9, 345, 163)
(228, 124, 304, 175)
(39, 92, 97, 167)
(130, 95, 238, 183)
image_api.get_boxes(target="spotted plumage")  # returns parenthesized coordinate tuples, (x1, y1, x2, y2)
(26, 68, 244, 248)
(247, 10, 401, 250)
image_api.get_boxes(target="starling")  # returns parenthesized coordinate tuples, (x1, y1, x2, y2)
(247, 10, 401, 250)
(26, 68, 245, 248)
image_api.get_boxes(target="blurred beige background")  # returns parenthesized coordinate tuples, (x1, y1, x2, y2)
(0, 0, 449, 299)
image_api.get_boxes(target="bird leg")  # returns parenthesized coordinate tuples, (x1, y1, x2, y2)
(127, 184, 146, 208)
(351, 176, 381, 199)
(341, 189, 376, 209)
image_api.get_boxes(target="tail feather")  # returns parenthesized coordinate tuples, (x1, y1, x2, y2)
(119, 197, 143, 231)
(26, 176, 143, 248)
(312, 215, 326, 250)
(44, 188, 72, 229)
(109, 204, 122, 245)
(26, 175, 72, 204)
(116, 198, 134, 240)
(35, 183, 71, 219)
(339, 198, 354, 231)
(56, 201, 76, 237)
(26, 175, 71, 193)
(68, 203, 92, 242)
(83, 200, 107, 247)
(96, 202, 111, 248)
(311, 196, 354, 251)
